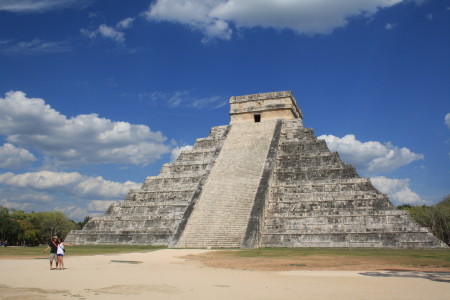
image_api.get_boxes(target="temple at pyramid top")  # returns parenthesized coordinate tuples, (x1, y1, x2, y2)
(229, 91, 303, 123)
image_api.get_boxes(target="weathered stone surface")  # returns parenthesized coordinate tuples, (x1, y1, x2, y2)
(259, 119, 444, 248)
(66, 125, 230, 245)
(67, 91, 447, 248)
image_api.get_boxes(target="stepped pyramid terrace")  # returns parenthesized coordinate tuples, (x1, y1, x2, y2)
(66, 91, 446, 248)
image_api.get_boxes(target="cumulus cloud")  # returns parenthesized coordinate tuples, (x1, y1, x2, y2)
(54, 205, 90, 221)
(0, 171, 140, 198)
(445, 113, 450, 129)
(370, 176, 428, 205)
(318, 134, 424, 173)
(145, 0, 413, 40)
(0, 143, 36, 168)
(81, 17, 135, 44)
(0, 0, 86, 13)
(0, 187, 53, 211)
(0, 91, 171, 167)
(117, 17, 135, 29)
(0, 198, 31, 211)
(87, 200, 117, 212)
(97, 24, 125, 43)
(82, 24, 125, 44)
(171, 145, 193, 162)
(0, 171, 140, 220)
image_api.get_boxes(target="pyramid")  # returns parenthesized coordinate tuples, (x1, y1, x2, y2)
(66, 91, 446, 248)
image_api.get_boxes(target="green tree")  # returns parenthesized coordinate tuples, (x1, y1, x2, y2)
(10, 209, 37, 246)
(0, 206, 21, 244)
(16, 219, 40, 245)
(399, 195, 450, 245)
(28, 211, 77, 243)
(432, 195, 450, 244)
(77, 216, 91, 229)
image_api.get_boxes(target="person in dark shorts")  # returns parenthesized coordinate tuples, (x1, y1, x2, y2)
(42, 236, 59, 270)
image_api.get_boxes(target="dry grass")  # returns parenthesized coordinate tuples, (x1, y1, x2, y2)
(185, 248, 450, 272)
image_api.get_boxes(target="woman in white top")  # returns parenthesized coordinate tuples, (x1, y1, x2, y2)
(56, 239, 72, 270)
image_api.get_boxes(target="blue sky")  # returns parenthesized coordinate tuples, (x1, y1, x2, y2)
(0, 0, 449, 221)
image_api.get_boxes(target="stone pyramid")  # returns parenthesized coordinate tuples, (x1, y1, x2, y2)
(67, 91, 446, 248)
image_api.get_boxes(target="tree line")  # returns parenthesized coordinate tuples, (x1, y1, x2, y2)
(398, 195, 450, 245)
(0, 207, 90, 246)
(1, 195, 448, 246)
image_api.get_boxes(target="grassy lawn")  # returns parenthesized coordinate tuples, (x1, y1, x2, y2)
(0, 245, 166, 257)
(188, 248, 450, 271)
(228, 247, 450, 259)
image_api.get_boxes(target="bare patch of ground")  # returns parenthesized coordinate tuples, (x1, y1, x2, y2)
(185, 251, 450, 272)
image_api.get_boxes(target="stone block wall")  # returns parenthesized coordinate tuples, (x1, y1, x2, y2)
(260, 119, 445, 248)
(66, 125, 230, 245)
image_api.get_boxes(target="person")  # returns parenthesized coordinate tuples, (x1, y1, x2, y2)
(42, 236, 59, 270)
(56, 238, 72, 270)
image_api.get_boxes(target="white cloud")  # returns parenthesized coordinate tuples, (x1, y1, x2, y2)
(0, 171, 140, 220)
(154, 90, 227, 109)
(0, 39, 71, 56)
(445, 113, 450, 129)
(98, 24, 125, 43)
(385, 23, 397, 30)
(82, 24, 125, 44)
(126, 90, 227, 109)
(117, 17, 135, 29)
(81, 17, 136, 45)
(54, 205, 90, 221)
(0, 171, 140, 198)
(0, 143, 36, 168)
(0, 190, 54, 212)
(318, 134, 424, 173)
(0, 199, 31, 211)
(425, 13, 433, 20)
(370, 176, 428, 205)
(0, 91, 171, 167)
(145, 0, 411, 40)
(18, 193, 54, 203)
(87, 200, 117, 212)
(171, 145, 193, 162)
(190, 95, 227, 109)
(0, 0, 86, 13)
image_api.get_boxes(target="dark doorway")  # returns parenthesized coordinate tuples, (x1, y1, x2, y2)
(254, 114, 261, 122)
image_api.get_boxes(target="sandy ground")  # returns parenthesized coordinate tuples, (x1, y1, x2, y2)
(0, 249, 449, 300)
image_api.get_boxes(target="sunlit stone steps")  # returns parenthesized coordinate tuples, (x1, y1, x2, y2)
(174, 120, 279, 248)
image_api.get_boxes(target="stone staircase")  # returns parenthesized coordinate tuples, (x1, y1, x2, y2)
(174, 120, 279, 248)
(66, 125, 229, 245)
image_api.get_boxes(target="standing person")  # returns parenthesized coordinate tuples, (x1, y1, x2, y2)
(56, 239, 72, 270)
(42, 236, 59, 270)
